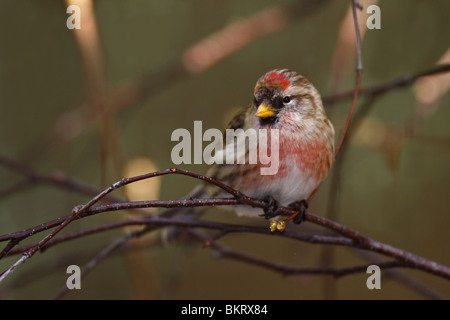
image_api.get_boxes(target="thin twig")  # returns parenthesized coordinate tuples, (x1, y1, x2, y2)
(52, 227, 148, 300)
(320, 1, 364, 297)
(354, 250, 447, 300)
(49, 226, 404, 299)
(334, 0, 363, 159)
(5, 217, 354, 257)
(19, 0, 329, 160)
(322, 64, 450, 106)
(0, 167, 245, 282)
(1, 167, 450, 283)
(190, 230, 406, 278)
(0, 155, 124, 203)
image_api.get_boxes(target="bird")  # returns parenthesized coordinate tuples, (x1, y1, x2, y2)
(163, 69, 335, 240)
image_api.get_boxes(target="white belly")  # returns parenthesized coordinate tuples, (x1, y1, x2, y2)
(235, 161, 320, 218)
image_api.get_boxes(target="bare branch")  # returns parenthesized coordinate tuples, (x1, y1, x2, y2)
(0, 155, 124, 203)
(334, 0, 363, 159)
(323, 64, 450, 106)
(1, 167, 450, 284)
(52, 227, 147, 300)
(190, 230, 405, 278)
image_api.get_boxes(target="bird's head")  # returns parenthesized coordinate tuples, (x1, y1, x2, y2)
(252, 69, 326, 128)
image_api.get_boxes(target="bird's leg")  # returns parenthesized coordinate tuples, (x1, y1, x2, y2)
(287, 200, 309, 224)
(260, 195, 280, 220)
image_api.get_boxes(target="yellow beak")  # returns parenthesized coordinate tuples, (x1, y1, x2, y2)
(255, 103, 276, 118)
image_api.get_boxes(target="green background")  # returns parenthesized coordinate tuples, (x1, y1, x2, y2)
(0, 0, 449, 299)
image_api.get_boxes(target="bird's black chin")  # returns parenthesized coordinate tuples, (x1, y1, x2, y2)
(258, 116, 278, 126)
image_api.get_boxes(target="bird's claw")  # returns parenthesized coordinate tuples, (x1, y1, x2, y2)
(289, 200, 308, 224)
(260, 195, 280, 220)
(262, 197, 308, 231)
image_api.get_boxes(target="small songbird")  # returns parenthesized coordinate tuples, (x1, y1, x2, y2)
(163, 69, 334, 238)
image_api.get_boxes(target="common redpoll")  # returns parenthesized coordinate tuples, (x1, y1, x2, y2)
(164, 69, 334, 237)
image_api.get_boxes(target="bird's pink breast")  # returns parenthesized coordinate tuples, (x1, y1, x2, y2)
(263, 132, 332, 182)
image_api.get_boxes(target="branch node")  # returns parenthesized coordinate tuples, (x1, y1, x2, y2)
(111, 178, 126, 189)
(72, 204, 83, 214)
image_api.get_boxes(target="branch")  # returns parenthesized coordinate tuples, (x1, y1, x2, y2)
(40, 0, 329, 151)
(1, 168, 450, 285)
(190, 230, 406, 278)
(0, 155, 123, 203)
(49, 225, 399, 300)
(334, 0, 363, 159)
(52, 227, 148, 300)
(354, 250, 447, 300)
(322, 64, 450, 106)
(5, 216, 354, 257)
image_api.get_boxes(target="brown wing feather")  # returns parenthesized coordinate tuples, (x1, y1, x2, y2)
(226, 106, 248, 130)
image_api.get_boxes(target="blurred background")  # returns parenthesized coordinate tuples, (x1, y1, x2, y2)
(0, 0, 449, 299)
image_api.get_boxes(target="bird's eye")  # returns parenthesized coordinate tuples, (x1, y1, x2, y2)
(283, 96, 291, 104)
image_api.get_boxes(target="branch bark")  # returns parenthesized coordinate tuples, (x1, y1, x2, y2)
(1, 168, 449, 285)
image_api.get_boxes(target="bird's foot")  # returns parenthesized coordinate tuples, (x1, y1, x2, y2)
(260, 195, 281, 220)
(287, 199, 309, 224)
